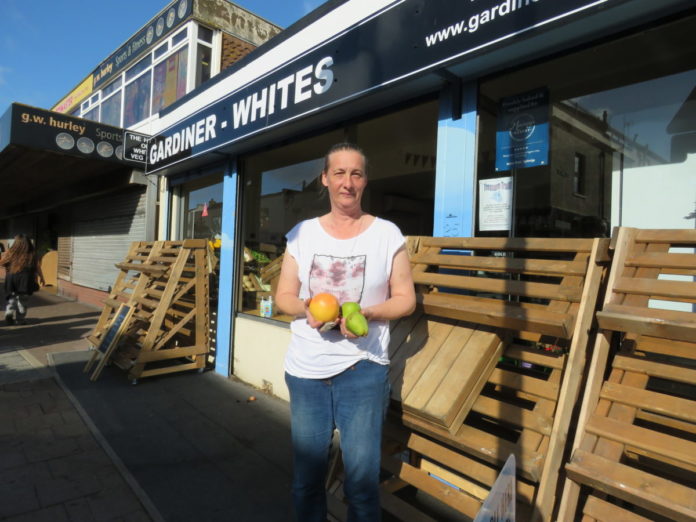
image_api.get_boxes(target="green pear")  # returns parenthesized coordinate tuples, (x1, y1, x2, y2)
(345, 311, 369, 337)
(341, 301, 361, 318)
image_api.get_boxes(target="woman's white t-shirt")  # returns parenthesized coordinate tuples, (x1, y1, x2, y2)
(284, 217, 405, 379)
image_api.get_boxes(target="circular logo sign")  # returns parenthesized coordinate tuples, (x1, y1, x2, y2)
(146, 25, 154, 45)
(56, 133, 75, 151)
(156, 17, 165, 37)
(508, 113, 535, 142)
(178, 0, 188, 19)
(77, 137, 95, 154)
(97, 142, 114, 158)
(166, 8, 176, 28)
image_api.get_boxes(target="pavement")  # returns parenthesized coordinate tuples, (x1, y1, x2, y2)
(0, 286, 294, 522)
(0, 287, 467, 522)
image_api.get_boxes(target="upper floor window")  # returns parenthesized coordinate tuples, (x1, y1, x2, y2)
(124, 71, 152, 127)
(77, 21, 216, 127)
(195, 25, 214, 88)
(573, 153, 586, 196)
(152, 44, 189, 113)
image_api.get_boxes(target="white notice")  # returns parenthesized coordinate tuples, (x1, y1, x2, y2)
(479, 176, 513, 232)
(474, 453, 516, 522)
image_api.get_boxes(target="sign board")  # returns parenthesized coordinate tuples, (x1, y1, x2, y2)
(146, 0, 611, 173)
(85, 303, 135, 381)
(124, 131, 150, 165)
(5, 103, 127, 164)
(479, 176, 513, 231)
(495, 88, 550, 171)
(52, 76, 94, 114)
(94, 304, 133, 355)
(92, 0, 192, 89)
(474, 454, 516, 522)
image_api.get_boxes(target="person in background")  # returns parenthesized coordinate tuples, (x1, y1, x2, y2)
(275, 142, 416, 521)
(1, 234, 45, 325)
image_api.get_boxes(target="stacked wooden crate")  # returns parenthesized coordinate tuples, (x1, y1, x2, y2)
(328, 235, 609, 521)
(558, 228, 696, 521)
(84, 240, 212, 382)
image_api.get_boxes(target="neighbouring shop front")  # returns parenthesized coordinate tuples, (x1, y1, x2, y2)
(0, 103, 155, 305)
(142, 0, 696, 395)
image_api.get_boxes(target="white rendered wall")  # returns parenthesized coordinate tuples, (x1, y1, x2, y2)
(233, 316, 291, 401)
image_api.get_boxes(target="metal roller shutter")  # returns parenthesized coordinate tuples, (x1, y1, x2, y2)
(71, 188, 146, 291)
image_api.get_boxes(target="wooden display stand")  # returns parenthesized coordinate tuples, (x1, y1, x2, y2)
(557, 228, 696, 521)
(327, 235, 609, 521)
(84, 239, 212, 382)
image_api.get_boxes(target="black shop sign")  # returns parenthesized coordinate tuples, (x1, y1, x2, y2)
(5, 103, 127, 164)
(146, 0, 613, 173)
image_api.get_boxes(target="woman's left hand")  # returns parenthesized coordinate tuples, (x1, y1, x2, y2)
(339, 316, 359, 339)
(339, 306, 373, 339)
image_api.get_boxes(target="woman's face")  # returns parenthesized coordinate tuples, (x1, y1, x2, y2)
(321, 149, 367, 211)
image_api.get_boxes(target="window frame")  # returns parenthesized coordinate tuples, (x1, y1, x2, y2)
(78, 20, 207, 127)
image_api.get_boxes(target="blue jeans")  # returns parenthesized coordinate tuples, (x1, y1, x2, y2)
(285, 359, 390, 522)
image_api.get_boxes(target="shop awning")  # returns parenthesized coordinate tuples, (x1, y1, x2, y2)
(0, 103, 139, 218)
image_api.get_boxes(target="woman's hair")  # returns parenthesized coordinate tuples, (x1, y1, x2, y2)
(0, 234, 36, 274)
(322, 142, 368, 175)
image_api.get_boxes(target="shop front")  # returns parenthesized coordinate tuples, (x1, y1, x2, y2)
(0, 103, 155, 306)
(142, 0, 696, 396)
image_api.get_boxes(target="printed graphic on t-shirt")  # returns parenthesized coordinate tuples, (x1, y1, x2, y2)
(309, 254, 366, 303)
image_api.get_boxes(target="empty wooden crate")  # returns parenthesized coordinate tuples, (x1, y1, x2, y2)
(558, 228, 696, 522)
(328, 235, 609, 521)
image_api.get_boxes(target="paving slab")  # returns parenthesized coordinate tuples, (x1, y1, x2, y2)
(51, 350, 294, 522)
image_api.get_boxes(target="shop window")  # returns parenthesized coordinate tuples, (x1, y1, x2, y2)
(101, 92, 122, 127)
(124, 70, 152, 127)
(172, 27, 188, 46)
(239, 100, 437, 320)
(198, 25, 213, 43)
(573, 153, 586, 196)
(152, 45, 189, 113)
(154, 41, 169, 60)
(178, 173, 223, 355)
(125, 55, 152, 82)
(477, 13, 696, 237)
(82, 105, 99, 123)
(102, 77, 122, 97)
(195, 43, 212, 87)
(180, 174, 224, 241)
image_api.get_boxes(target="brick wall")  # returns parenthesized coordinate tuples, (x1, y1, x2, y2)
(57, 279, 108, 309)
(221, 33, 255, 71)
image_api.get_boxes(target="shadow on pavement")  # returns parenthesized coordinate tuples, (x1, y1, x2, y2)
(52, 350, 294, 522)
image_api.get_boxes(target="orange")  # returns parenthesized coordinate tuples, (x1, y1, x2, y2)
(308, 293, 340, 323)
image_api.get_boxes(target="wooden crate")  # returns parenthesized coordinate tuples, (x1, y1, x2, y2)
(328, 235, 609, 521)
(84, 240, 213, 382)
(558, 228, 696, 522)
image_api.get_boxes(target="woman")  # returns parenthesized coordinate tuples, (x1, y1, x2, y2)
(275, 143, 416, 521)
(1, 234, 45, 325)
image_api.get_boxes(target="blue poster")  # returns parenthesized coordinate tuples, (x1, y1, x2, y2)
(495, 88, 549, 171)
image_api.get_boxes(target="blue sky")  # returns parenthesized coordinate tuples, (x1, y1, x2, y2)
(0, 0, 326, 112)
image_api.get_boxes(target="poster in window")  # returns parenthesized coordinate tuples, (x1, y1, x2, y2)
(176, 46, 188, 99)
(165, 53, 178, 107)
(495, 88, 549, 172)
(479, 176, 512, 232)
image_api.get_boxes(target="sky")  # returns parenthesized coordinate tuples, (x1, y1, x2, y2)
(0, 0, 326, 113)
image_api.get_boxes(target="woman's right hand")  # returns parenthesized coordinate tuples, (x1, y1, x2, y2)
(304, 298, 325, 329)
